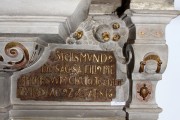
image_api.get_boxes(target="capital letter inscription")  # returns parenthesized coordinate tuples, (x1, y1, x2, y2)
(17, 49, 120, 102)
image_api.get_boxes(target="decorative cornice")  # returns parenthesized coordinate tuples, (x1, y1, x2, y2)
(0, 0, 92, 44)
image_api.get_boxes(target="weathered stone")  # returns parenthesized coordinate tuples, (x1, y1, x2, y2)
(130, 0, 174, 10)
(0, 0, 179, 120)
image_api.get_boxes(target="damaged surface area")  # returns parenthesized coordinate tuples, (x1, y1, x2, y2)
(90, 0, 122, 15)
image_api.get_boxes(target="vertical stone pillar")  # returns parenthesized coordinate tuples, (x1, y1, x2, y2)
(123, 1, 179, 119)
(0, 72, 12, 120)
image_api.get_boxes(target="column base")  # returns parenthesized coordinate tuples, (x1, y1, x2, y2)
(126, 107, 162, 120)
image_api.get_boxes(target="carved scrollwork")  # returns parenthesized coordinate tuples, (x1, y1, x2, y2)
(0, 42, 29, 71)
(66, 16, 129, 50)
(139, 53, 162, 74)
(0, 40, 46, 72)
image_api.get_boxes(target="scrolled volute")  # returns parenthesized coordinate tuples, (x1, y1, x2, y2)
(0, 40, 46, 72)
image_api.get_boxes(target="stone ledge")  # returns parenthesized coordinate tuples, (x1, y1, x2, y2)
(10, 106, 126, 119)
(0, 0, 91, 43)
(126, 107, 162, 120)
(130, 2, 174, 10)
(11, 117, 125, 120)
(130, 0, 174, 10)
(0, 106, 12, 113)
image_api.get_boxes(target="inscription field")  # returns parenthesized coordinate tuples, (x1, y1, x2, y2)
(17, 49, 120, 102)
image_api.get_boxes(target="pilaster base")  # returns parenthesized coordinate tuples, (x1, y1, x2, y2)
(126, 108, 162, 120)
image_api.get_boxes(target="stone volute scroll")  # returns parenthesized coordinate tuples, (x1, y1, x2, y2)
(0, 39, 47, 72)
(0, 0, 179, 120)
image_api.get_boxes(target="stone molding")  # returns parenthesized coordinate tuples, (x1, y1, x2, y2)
(0, 0, 179, 120)
(130, 0, 174, 10)
(0, 0, 92, 43)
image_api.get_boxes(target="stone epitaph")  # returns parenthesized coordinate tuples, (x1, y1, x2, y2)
(17, 49, 121, 102)
(0, 0, 179, 120)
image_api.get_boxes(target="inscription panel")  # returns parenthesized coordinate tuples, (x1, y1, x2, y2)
(17, 49, 120, 102)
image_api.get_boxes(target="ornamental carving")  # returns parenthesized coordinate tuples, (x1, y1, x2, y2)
(66, 16, 129, 51)
(138, 27, 164, 39)
(0, 40, 46, 72)
(0, 42, 29, 71)
(139, 53, 162, 74)
(136, 81, 152, 102)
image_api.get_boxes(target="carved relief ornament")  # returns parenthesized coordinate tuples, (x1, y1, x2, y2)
(0, 39, 47, 72)
(137, 81, 152, 102)
(65, 16, 130, 65)
(139, 53, 162, 74)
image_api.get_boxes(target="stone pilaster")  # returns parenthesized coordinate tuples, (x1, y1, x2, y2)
(0, 72, 12, 120)
(0, 39, 47, 120)
(123, 9, 179, 120)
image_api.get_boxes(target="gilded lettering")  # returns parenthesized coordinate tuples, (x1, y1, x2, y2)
(107, 89, 114, 99)
(41, 65, 51, 73)
(108, 55, 113, 62)
(62, 89, 68, 96)
(17, 49, 118, 102)
(87, 89, 95, 99)
(93, 54, 100, 63)
(68, 88, 74, 98)
(59, 76, 67, 85)
(87, 54, 93, 62)
(101, 54, 107, 63)
(64, 53, 70, 61)
(80, 53, 87, 62)
(69, 77, 75, 85)
(49, 88, 55, 97)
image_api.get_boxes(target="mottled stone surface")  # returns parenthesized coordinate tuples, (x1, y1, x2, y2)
(91, 0, 175, 12)
(130, 0, 174, 10)
(0, 0, 92, 43)
(0, 0, 179, 120)
(92, 0, 121, 4)
(90, 0, 121, 14)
